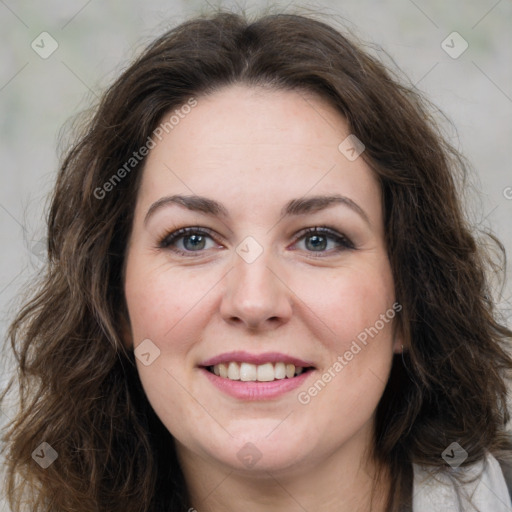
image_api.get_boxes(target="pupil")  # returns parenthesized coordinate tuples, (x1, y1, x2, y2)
(184, 234, 205, 251)
(306, 234, 326, 251)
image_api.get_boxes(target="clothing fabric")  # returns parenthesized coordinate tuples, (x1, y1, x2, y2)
(413, 452, 512, 511)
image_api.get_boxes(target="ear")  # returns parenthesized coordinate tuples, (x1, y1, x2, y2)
(118, 309, 134, 350)
(393, 341, 404, 354)
(391, 315, 406, 354)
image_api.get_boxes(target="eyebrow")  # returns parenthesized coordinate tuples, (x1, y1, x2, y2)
(144, 193, 371, 226)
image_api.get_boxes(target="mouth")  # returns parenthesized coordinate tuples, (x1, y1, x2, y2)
(204, 361, 315, 382)
(198, 351, 316, 400)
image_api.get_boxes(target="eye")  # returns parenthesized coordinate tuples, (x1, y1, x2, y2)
(157, 225, 355, 258)
(158, 227, 220, 256)
(292, 227, 354, 256)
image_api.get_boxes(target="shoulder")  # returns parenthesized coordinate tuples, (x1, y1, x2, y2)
(412, 451, 512, 511)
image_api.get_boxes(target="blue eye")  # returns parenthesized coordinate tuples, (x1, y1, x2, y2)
(294, 227, 354, 255)
(158, 226, 354, 257)
(159, 227, 217, 254)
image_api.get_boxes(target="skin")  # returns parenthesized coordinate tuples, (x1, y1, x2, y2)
(123, 84, 403, 512)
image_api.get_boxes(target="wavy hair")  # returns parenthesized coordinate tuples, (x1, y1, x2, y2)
(2, 7, 511, 512)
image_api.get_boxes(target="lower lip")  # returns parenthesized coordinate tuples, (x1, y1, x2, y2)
(200, 368, 313, 400)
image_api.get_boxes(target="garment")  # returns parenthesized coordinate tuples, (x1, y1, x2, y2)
(413, 452, 512, 511)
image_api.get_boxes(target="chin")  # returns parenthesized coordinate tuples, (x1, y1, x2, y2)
(195, 423, 316, 474)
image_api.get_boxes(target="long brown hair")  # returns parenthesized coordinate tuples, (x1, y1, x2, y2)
(2, 7, 511, 512)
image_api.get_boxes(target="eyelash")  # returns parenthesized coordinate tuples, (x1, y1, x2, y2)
(157, 226, 355, 258)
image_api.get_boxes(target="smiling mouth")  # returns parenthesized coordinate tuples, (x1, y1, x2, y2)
(205, 362, 315, 382)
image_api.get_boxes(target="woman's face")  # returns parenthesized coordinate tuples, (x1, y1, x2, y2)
(123, 85, 402, 475)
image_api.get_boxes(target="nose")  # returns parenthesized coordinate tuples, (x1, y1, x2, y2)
(219, 248, 293, 331)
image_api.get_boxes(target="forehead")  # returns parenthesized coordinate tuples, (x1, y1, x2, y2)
(153, 85, 350, 155)
(136, 85, 381, 226)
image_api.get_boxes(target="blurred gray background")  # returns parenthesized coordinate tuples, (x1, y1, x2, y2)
(0, 1, 511, 509)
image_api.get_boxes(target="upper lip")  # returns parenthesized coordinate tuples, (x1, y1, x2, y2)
(200, 351, 315, 368)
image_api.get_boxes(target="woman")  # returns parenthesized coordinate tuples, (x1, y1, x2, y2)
(1, 8, 511, 512)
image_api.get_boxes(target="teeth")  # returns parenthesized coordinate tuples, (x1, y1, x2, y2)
(227, 362, 240, 380)
(210, 362, 308, 381)
(274, 362, 286, 379)
(257, 362, 275, 382)
(240, 362, 257, 381)
(218, 363, 228, 378)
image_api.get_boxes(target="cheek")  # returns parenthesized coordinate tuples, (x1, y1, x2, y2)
(124, 256, 215, 347)
(299, 274, 397, 426)
(308, 269, 397, 403)
(124, 259, 210, 437)
(292, 263, 396, 353)
(292, 263, 397, 419)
